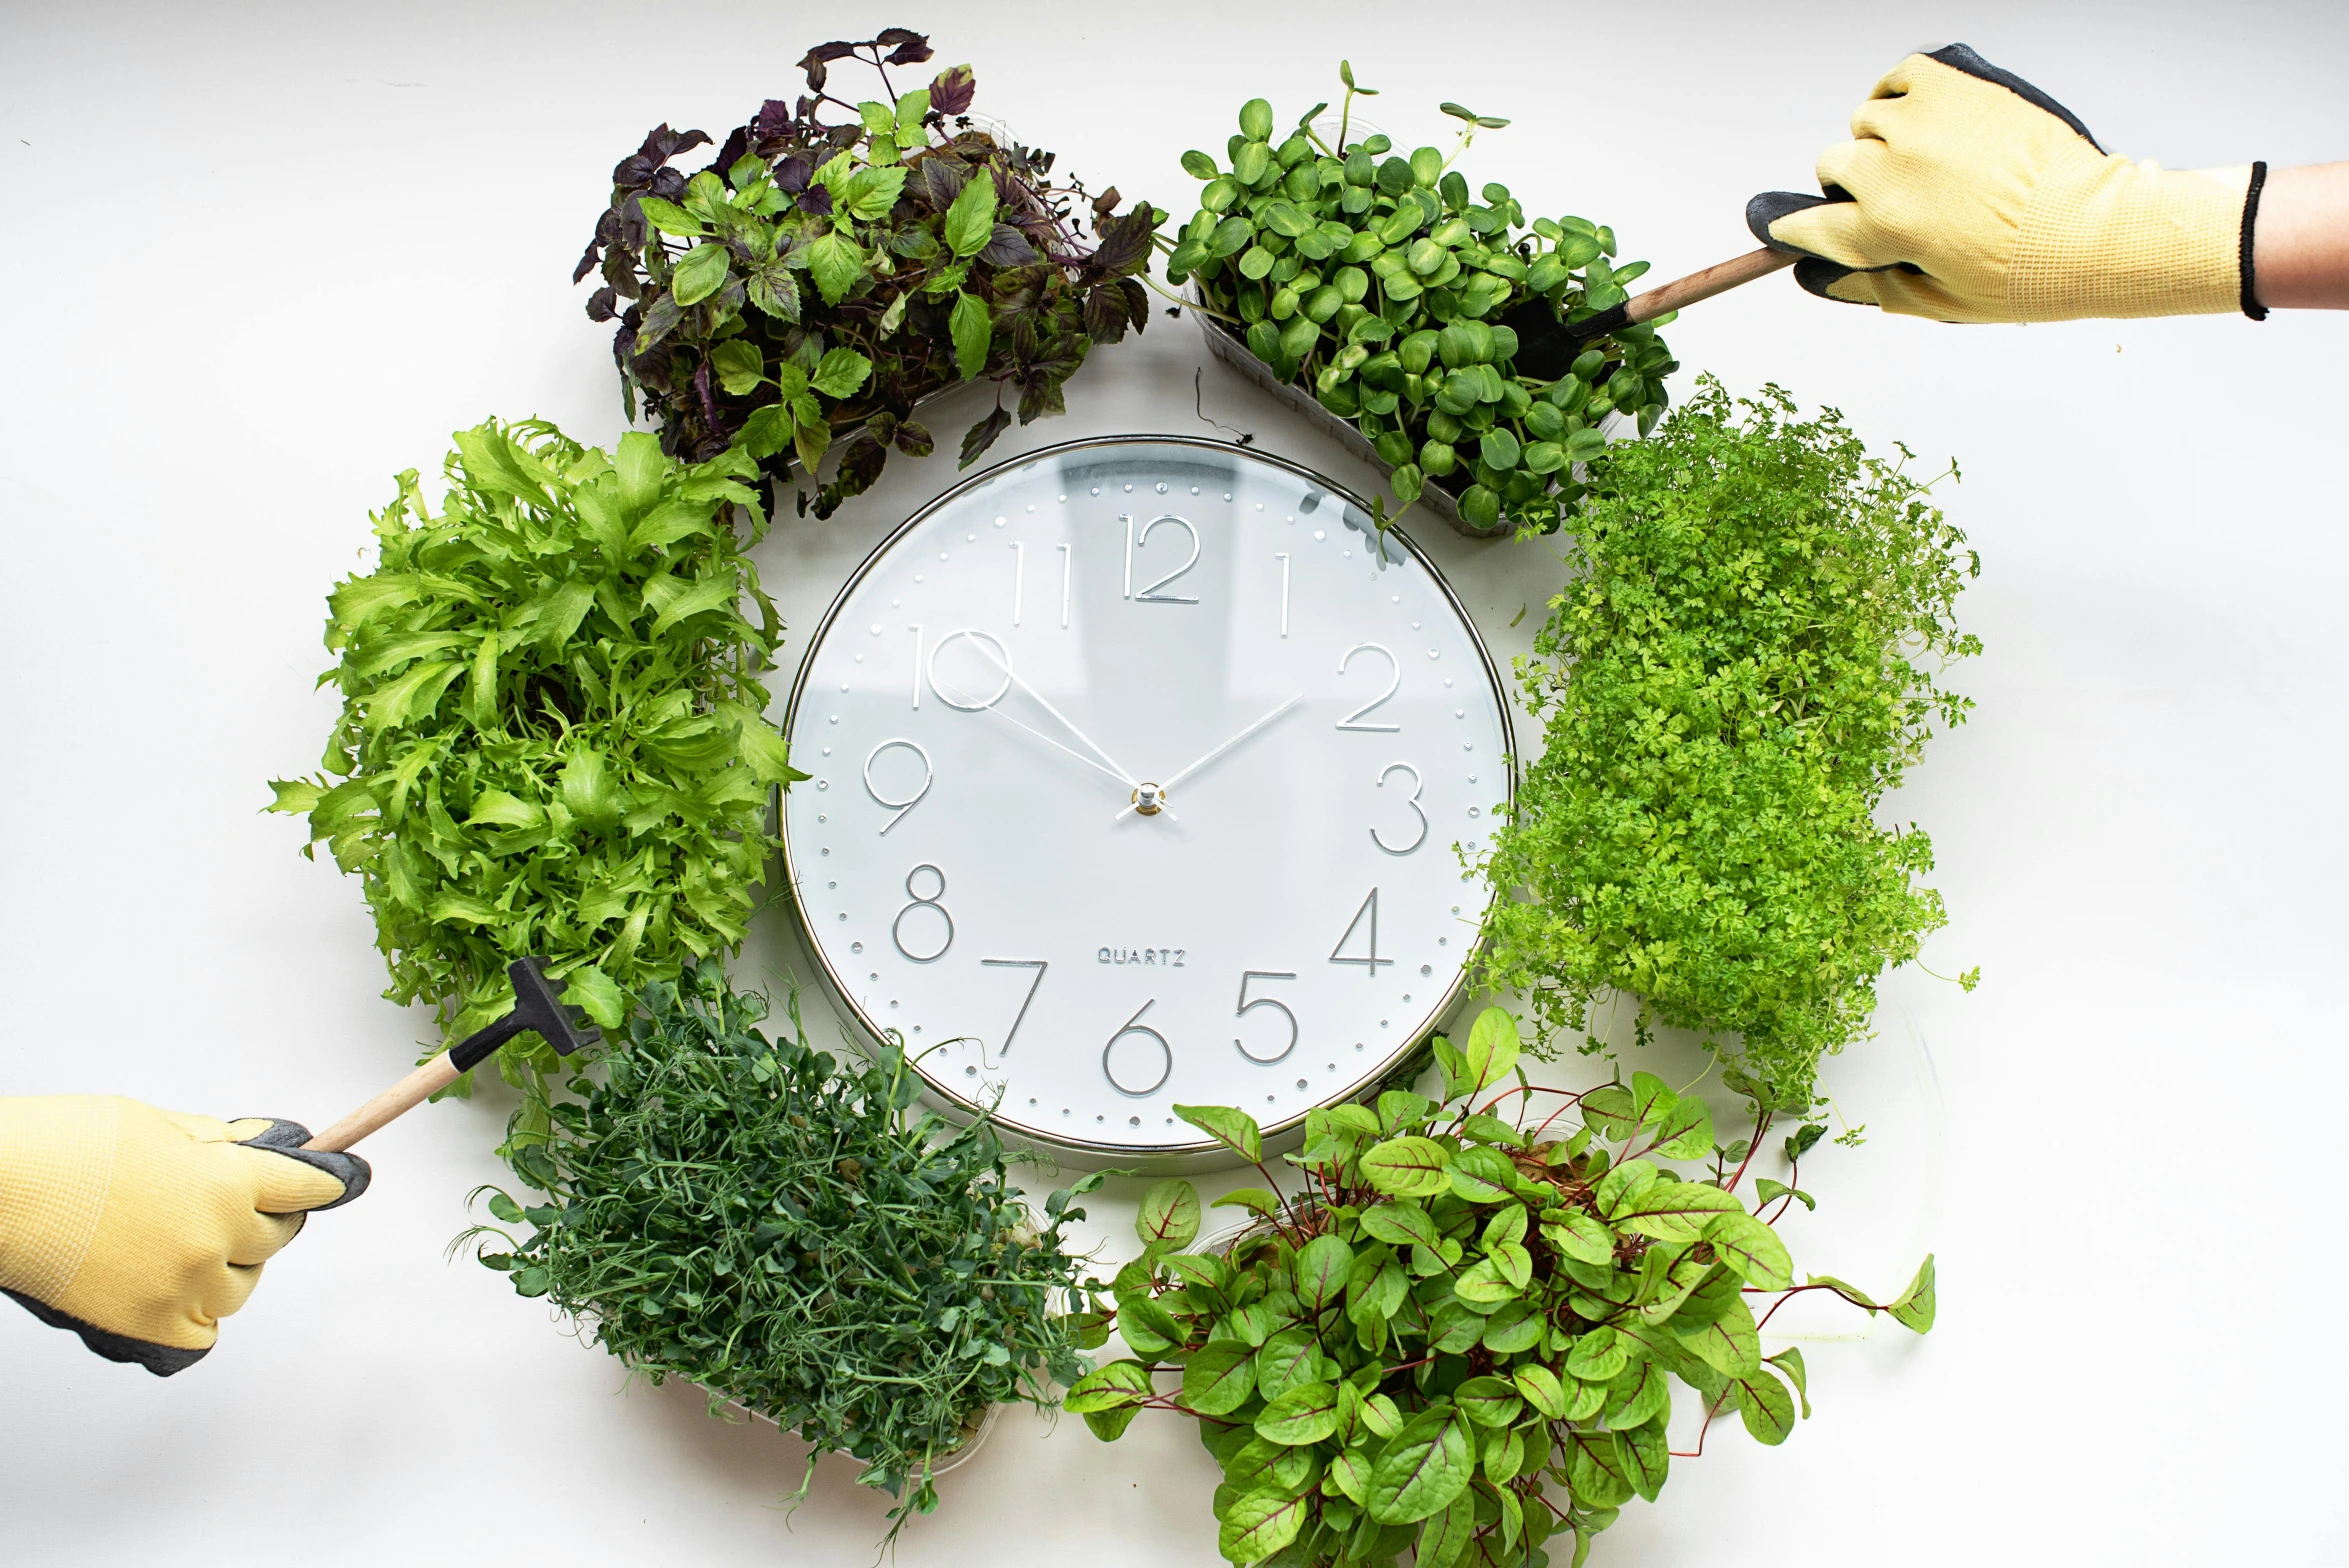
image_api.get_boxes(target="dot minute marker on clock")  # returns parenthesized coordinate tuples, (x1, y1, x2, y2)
(780, 436, 1515, 1167)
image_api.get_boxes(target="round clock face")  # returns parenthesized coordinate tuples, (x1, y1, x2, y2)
(780, 436, 1513, 1160)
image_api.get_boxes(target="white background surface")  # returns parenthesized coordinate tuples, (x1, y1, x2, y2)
(2, 3, 2344, 1564)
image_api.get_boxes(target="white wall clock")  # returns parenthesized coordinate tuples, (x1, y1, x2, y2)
(780, 435, 1514, 1164)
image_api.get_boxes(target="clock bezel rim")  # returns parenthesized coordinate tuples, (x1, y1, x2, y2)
(776, 432, 1518, 1163)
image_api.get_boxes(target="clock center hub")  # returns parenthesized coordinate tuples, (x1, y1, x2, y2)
(1131, 782, 1168, 816)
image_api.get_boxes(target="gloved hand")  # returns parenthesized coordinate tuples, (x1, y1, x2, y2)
(0, 1096, 368, 1375)
(1749, 44, 2269, 322)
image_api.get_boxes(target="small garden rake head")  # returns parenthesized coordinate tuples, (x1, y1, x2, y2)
(304, 957, 605, 1154)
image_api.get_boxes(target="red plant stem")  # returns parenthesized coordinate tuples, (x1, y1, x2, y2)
(1725, 1106, 1773, 1194)
(1752, 1282, 1871, 1333)
(1670, 1392, 1730, 1458)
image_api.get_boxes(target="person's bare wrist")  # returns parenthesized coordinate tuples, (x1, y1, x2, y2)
(2251, 162, 2349, 310)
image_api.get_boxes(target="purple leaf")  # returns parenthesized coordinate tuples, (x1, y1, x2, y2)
(754, 99, 796, 141)
(585, 287, 618, 322)
(980, 223, 1040, 268)
(929, 64, 976, 117)
(796, 186, 834, 217)
(1083, 283, 1128, 343)
(693, 362, 721, 428)
(650, 168, 686, 201)
(1089, 208, 1154, 275)
(883, 35, 934, 66)
(958, 404, 1011, 467)
(773, 154, 812, 194)
(1017, 359, 1078, 420)
(635, 293, 682, 355)
(893, 418, 935, 457)
(708, 126, 749, 180)
(572, 240, 602, 285)
(626, 125, 710, 177)
(917, 156, 968, 210)
(798, 40, 856, 91)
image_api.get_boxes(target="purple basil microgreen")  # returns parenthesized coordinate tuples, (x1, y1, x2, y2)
(577, 30, 1156, 519)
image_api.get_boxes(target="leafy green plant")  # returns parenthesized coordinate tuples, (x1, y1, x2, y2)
(1482, 379, 1980, 1112)
(1163, 63, 1676, 534)
(577, 28, 1158, 520)
(472, 963, 1102, 1538)
(1063, 1007, 1934, 1568)
(267, 420, 802, 1134)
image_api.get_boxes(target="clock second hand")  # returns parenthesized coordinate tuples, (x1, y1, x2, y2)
(962, 639, 1142, 789)
(934, 665, 1173, 818)
(1113, 694, 1304, 823)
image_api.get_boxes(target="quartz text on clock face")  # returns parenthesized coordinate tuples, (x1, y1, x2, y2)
(782, 438, 1513, 1158)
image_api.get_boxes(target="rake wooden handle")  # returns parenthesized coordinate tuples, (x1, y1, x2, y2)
(1626, 246, 1796, 327)
(304, 1051, 460, 1154)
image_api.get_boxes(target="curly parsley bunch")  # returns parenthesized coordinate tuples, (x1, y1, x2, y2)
(269, 421, 800, 1133)
(1483, 380, 1979, 1110)
(479, 964, 1101, 1538)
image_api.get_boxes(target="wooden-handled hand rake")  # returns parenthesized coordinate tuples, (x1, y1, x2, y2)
(1505, 246, 1795, 378)
(303, 957, 602, 1154)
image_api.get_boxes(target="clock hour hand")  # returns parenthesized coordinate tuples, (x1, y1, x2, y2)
(1114, 695, 1303, 822)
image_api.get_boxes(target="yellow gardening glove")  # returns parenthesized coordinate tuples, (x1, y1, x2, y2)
(1748, 44, 2269, 322)
(0, 1096, 368, 1375)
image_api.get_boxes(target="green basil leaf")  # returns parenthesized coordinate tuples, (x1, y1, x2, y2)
(801, 230, 865, 306)
(708, 340, 764, 396)
(634, 195, 705, 236)
(949, 290, 992, 381)
(668, 243, 731, 307)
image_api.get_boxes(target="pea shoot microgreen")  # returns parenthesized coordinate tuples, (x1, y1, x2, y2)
(1163, 62, 1677, 535)
(475, 964, 1104, 1542)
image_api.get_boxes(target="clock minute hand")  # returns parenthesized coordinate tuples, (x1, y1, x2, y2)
(1115, 695, 1303, 822)
(964, 639, 1139, 787)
